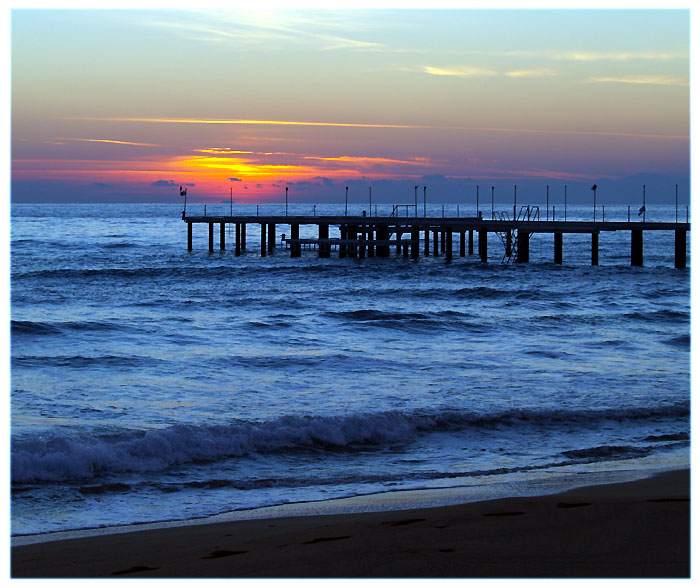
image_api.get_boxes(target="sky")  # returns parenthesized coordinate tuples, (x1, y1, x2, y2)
(10, 6, 691, 205)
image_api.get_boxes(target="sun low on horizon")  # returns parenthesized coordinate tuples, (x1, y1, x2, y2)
(11, 8, 690, 204)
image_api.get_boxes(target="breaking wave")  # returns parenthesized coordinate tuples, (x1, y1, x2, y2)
(12, 404, 689, 484)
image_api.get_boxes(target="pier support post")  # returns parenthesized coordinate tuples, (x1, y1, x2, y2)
(505, 231, 512, 258)
(631, 229, 643, 266)
(377, 225, 389, 257)
(268, 223, 276, 252)
(516, 230, 529, 263)
(445, 229, 453, 262)
(319, 224, 330, 258)
(220, 223, 226, 250)
(260, 223, 266, 257)
(241, 224, 246, 250)
(478, 228, 488, 262)
(411, 226, 420, 259)
(395, 230, 402, 255)
(208, 223, 214, 252)
(440, 230, 446, 253)
(433, 230, 439, 256)
(554, 232, 562, 264)
(591, 231, 599, 266)
(424, 229, 430, 256)
(290, 223, 300, 258)
(348, 224, 358, 258)
(235, 223, 241, 256)
(187, 222, 192, 251)
(675, 229, 687, 268)
(468, 229, 474, 255)
(402, 240, 409, 257)
(459, 231, 466, 257)
(339, 226, 347, 258)
(367, 226, 375, 257)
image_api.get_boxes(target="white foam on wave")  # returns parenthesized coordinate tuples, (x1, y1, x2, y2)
(11, 404, 689, 484)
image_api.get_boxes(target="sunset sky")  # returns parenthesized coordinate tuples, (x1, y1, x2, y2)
(11, 7, 691, 204)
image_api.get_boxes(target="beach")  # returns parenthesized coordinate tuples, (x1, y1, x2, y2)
(11, 468, 689, 578)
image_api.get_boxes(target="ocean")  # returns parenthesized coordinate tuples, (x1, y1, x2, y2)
(10, 202, 690, 540)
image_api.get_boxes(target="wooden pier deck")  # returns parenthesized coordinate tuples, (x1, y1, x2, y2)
(183, 214, 690, 267)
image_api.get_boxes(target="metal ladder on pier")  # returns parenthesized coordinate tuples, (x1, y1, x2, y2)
(494, 206, 540, 263)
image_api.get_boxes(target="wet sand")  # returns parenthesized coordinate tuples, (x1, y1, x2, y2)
(11, 469, 690, 578)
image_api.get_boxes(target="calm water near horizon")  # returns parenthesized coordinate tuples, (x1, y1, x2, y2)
(10, 202, 690, 538)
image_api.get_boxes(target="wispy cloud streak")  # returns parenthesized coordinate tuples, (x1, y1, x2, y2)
(586, 75, 688, 86)
(56, 137, 159, 147)
(65, 116, 688, 140)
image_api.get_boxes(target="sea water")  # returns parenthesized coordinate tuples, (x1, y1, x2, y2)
(10, 202, 690, 539)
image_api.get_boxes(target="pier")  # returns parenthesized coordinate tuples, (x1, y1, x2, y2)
(183, 213, 690, 268)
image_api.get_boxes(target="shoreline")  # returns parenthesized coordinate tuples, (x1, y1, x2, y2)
(12, 460, 685, 547)
(11, 468, 690, 578)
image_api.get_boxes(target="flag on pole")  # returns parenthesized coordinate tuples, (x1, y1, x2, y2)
(638, 205, 645, 216)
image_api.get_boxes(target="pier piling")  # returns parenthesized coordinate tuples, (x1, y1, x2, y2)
(208, 223, 214, 252)
(268, 223, 276, 252)
(554, 232, 562, 264)
(260, 223, 267, 257)
(411, 226, 420, 259)
(631, 230, 643, 267)
(235, 223, 241, 256)
(459, 231, 466, 257)
(479, 228, 488, 262)
(592, 232, 599, 266)
(291, 223, 300, 258)
(516, 230, 529, 263)
(468, 230, 474, 256)
(445, 229, 453, 262)
(319, 224, 330, 258)
(377, 225, 389, 257)
(675, 229, 687, 268)
(220, 222, 225, 250)
(187, 222, 192, 251)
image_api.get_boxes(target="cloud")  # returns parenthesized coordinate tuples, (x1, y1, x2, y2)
(66, 116, 687, 140)
(152, 179, 178, 187)
(421, 65, 499, 78)
(56, 137, 159, 147)
(586, 75, 688, 86)
(145, 10, 384, 53)
(314, 176, 336, 187)
(229, 177, 242, 181)
(505, 68, 557, 78)
(554, 51, 687, 62)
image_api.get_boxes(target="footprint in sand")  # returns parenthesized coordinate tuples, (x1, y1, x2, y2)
(202, 550, 249, 559)
(482, 511, 525, 517)
(111, 565, 160, 575)
(381, 518, 427, 526)
(302, 535, 352, 544)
